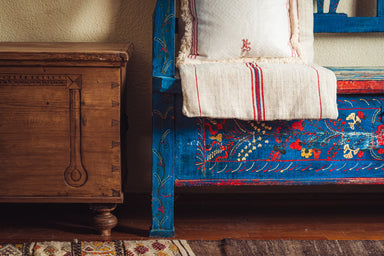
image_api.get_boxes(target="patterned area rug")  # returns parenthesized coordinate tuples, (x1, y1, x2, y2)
(0, 240, 195, 256)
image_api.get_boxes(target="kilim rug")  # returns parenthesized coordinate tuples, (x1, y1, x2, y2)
(0, 240, 195, 256)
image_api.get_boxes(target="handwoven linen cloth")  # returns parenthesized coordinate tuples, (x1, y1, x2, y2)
(179, 62, 338, 121)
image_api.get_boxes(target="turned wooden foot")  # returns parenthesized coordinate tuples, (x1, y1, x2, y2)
(90, 204, 118, 236)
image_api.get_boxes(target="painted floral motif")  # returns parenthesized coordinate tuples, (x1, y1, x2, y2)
(346, 112, 361, 130)
(376, 125, 384, 146)
(343, 144, 360, 159)
(301, 148, 313, 158)
(290, 139, 302, 151)
(194, 98, 384, 175)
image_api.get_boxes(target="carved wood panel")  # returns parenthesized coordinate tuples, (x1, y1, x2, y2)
(0, 73, 88, 189)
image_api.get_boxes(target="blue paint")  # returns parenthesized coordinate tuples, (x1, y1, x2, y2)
(174, 96, 384, 183)
(152, 0, 175, 77)
(314, 0, 384, 33)
(151, 0, 384, 237)
(151, 91, 175, 238)
(151, 0, 177, 238)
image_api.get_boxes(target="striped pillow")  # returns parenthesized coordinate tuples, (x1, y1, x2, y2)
(178, 0, 307, 64)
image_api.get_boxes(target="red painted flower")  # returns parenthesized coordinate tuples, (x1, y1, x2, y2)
(313, 148, 321, 159)
(290, 139, 302, 151)
(292, 120, 304, 131)
(357, 111, 364, 119)
(375, 125, 384, 146)
(275, 127, 282, 143)
(358, 150, 364, 158)
(378, 148, 384, 155)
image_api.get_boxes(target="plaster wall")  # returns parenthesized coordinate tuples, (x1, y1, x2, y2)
(0, 0, 383, 193)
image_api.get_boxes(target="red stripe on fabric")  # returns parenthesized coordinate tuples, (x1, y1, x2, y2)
(296, 0, 299, 19)
(311, 66, 323, 119)
(190, 0, 195, 55)
(246, 63, 257, 120)
(297, 0, 301, 43)
(195, 0, 198, 55)
(255, 63, 265, 121)
(250, 63, 262, 121)
(190, 0, 198, 55)
(189, 0, 195, 54)
(194, 65, 202, 116)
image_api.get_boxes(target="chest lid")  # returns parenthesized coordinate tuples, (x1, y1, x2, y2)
(0, 42, 133, 67)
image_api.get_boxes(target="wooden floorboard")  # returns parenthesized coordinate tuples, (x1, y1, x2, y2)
(1, 192, 384, 242)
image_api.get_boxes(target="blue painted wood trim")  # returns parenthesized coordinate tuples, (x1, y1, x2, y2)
(314, 16, 384, 33)
(379, 0, 384, 16)
(150, 91, 176, 238)
(175, 178, 384, 186)
(153, 76, 180, 93)
(328, 67, 384, 80)
(153, 0, 175, 77)
(314, 0, 384, 33)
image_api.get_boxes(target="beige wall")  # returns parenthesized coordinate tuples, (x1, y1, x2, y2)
(0, 0, 383, 194)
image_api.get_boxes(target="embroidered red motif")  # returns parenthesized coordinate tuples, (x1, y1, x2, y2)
(241, 39, 251, 53)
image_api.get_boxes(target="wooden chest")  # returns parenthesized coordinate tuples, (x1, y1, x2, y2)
(0, 42, 133, 235)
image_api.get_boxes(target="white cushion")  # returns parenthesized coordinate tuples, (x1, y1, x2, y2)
(297, 0, 314, 63)
(178, 0, 314, 65)
(178, 0, 304, 63)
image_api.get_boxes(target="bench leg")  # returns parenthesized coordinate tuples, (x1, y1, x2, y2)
(150, 137, 175, 238)
(150, 91, 175, 237)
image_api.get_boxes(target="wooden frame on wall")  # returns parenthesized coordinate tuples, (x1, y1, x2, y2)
(314, 0, 384, 32)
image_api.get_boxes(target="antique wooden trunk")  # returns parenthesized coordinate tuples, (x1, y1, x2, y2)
(0, 42, 133, 235)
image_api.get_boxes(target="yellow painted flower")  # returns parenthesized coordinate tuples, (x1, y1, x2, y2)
(346, 113, 362, 130)
(343, 144, 359, 159)
(301, 148, 313, 158)
(209, 133, 222, 142)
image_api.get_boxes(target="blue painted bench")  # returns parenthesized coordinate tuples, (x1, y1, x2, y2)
(151, 0, 384, 237)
